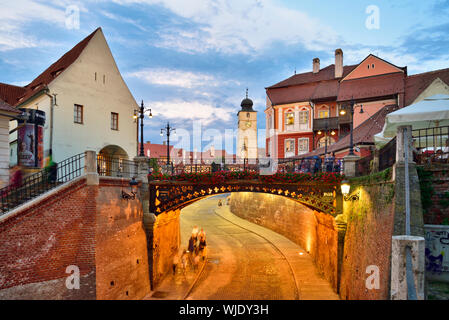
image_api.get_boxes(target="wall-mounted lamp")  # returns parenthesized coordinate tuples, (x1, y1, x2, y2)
(122, 177, 139, 201)
(341, 180, 360, 201)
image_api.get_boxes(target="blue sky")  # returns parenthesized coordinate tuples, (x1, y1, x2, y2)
(0, 0, 448, 154)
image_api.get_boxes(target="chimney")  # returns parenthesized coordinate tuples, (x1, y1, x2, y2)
(335, 49, 343, 78)
(163, 141, 166, 146)
(313, 58, 320, 74)
(211, 146, 215, 157)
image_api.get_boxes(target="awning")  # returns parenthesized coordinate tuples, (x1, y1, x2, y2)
(374, 94, 449, 147)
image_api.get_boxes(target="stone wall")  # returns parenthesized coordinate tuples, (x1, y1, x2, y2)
(95, 178, 150, 300)
(149, 209, 180, 289)
(339, 182, 396, 300)
(0, 176, 151, 300)
(229, 192, 340, 291)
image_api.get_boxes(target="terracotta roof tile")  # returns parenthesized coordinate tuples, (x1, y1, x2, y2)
(337, 73, 405, 102)
(299, 105, 399, 157)
(267, 64, 357, 89)
(0, 83, 27, 106)
(15, 28, 100, 106)
(405, 68, 449, 106)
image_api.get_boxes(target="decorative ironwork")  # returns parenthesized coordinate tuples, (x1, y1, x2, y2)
(149, 180, 340, 216)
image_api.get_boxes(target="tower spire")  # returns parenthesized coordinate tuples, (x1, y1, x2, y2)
(246, 88, 248, 99)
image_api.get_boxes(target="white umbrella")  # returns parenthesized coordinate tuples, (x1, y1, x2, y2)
(380, 94, 449, 138)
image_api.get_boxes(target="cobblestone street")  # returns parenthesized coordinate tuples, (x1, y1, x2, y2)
(146, 195, 339, 300)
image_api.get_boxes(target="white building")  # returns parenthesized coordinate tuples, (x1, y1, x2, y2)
(237, 94, 258, 160)
(0, 100, 21, 187)
(5, 28, 138, 166)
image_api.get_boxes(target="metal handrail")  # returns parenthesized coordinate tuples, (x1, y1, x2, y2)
(0, 153, 85, 214)
(405, 246, 418, 300)
(97, 155, 138, 178)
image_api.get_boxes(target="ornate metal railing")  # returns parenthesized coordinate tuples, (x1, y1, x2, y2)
(97, 155, 138, 178)
(355, 153, 374, 177)
(149, 180, 339, 216)
(0, 153, 85, 214)
(278, 157, 344, 174)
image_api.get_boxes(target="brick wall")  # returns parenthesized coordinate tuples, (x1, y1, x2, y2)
(0, 178, 96, 299)
(420, 166, 449, 225)
(0, 177, 151, 300)
(339, 183, 396, 300)
(229, 192, 339, 291)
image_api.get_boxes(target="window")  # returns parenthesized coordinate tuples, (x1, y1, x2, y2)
(299, 110, 309, 124)
(298, 138, 309, 154)
(319, 109, 329, 119)
(317, 136, 335, 149)
(286, 112, 295, 125)
(74, 104, 83, 124)
(285, 139, 295, 157)
(111, 112, 119, 130)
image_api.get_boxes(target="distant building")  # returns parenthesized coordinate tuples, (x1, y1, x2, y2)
(266, 48, 449, 159)
(237, 91, 258, 160)
(0, 28, 138, 167)
(140, 141, 184, 164)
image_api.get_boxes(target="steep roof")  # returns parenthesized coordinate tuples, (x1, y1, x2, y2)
(141, 142, 177, 159)
(0, 83, 26, 106)
(14, 28, 101, 106)
(405, 68, 449, 106)
(299, 105, 399, 158)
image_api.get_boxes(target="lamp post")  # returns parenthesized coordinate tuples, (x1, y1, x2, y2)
(160, 122, 176, 166)
(340, 98, 364, 156)
(134, 100, 153, 157)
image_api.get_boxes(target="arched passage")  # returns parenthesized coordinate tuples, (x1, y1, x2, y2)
(98, 145, 129, 177)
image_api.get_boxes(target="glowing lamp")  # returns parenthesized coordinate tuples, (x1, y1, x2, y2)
(341, 180, 350, 196)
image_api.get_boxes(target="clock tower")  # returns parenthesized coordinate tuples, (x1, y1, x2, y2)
(237, 90, 258, 160)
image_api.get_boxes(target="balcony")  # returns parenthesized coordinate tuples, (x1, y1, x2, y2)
(338, 112, 351, 125)
(313, 117, 339, 131)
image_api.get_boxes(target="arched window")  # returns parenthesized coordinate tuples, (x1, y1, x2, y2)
(285, 110, 295, 131)
(317, 136, 336, 149)
(318, 106, 329, 118)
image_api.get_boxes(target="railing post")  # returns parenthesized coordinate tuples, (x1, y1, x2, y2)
(343, 154, 360, 177)
(391, 235, 425, 300)
(85, 150, 99, 186)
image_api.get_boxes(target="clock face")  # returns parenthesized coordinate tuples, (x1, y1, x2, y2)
(245, 121, 252, 128)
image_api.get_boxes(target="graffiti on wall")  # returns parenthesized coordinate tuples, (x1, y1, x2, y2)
(425, 226, 449, 275)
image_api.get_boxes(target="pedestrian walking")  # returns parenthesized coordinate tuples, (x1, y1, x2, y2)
(192, 225, 199, 241)
(218, 199, 223, 207)
(181, 250, 188, 275)
(193, 254, 200, 271)
(172, 251, 180, 275)
(198, 230, 207, 261)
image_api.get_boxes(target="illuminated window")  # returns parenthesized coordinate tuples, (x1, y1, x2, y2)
(286, 112, 295, 125)
(111, 112, 119, 130)
(317, 136, 335, 148)
(285, 139, 295, 156)
(319, 110, 329, 118)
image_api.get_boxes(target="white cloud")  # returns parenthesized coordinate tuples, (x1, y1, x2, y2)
(127, 68, 218, 88)
(112, 0, 340, 55)
(100, 10, 148, 31)
(0, 0, 67, 51)
(151, 100, 234, 126)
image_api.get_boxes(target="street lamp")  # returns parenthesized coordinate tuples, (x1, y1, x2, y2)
(160, 122, 176, 166)
(340, 98, 364, 156)
(135, 100, 153, 157)
(340, 180, 360, 201)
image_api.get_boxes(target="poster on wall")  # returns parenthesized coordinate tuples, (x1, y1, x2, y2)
(17, 109, 46, 168)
